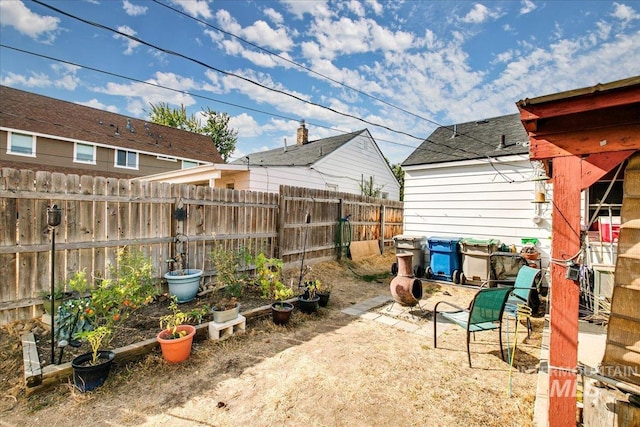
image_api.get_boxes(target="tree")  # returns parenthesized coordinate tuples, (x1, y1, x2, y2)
(392, 164, 405, 201)
(359, 175, 384, 198)
(148, 102, 238, 162)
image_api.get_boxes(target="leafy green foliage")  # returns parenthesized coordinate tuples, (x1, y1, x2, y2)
(254, 253, 292, 301)
(159, 296, 190, 339)
(148, 102, 238, 162)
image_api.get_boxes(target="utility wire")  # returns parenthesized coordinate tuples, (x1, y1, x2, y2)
(150, 0, 518, 152)
(0, 44, 485, 164)
(151, 0, 442, 128)
(32, 0, 423, 141)
(30, 0, 513, 163)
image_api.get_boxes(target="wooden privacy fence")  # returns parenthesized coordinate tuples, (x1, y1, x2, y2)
(0, 168, 403, 324)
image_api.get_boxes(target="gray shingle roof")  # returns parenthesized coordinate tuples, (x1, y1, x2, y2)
(402, 113, 530, 166)
(232, 129, 366, 166)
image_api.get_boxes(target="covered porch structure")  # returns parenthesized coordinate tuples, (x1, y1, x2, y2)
(517, 76, 640, 426)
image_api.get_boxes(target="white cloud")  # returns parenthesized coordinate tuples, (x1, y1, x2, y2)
(366, 0, 384, 16)
(54, 74, 80, 91)
(0, 71, 52, 88)
(460, 4, 500, 24)
(122, 0, 148, 16)
(347, 0, 365, 17)
(611, 2, 639, 24)
(263, 7, 283, 25)
(0, 0, 60, 43)
(113, 25, 141, 55)
(229, 113, 261, 138)
(77, 98, 120, 113)
(280, 0, 331, 20)
(215, 10, 294, 52)
(169, 0, 212, 19)
(305, 16, 414, 61)
(92, 72, 200, 117)
(519, 0, 536, 15)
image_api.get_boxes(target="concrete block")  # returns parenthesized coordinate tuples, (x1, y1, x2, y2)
(208, 315, 246, 341)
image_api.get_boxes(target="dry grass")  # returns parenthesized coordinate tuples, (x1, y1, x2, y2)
(1, 250, 543, 427)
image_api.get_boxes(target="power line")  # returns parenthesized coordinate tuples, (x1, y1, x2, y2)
(150, 0, 442, 128)
(1, 43, 525, 183)
(0, 44, 469, 163)
(148, 0, 517, 155)
(32, 0, 424, 141)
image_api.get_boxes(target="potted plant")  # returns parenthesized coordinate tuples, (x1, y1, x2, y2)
(211, 296, 240, 323)
(314, 279, 332, 307)
(255, 253, 295, 325)
(298, 280, 320, 314)
(157, 296, 196, 363)
(207, 245, 249, 323)
(42, 269, 90, 317)
(164, 252, 203, 303)
(71, 326, 115, 392)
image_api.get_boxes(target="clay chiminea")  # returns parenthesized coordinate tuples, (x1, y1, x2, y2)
(390, 253, 423, 306)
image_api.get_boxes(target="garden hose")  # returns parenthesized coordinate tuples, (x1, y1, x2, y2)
(336, 216, 352, 258)
(506, 304, 533, 397)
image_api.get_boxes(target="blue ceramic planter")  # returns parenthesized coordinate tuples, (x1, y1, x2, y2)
(164, 269, 203, 303)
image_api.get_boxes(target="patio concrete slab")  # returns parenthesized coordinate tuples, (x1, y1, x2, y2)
(343, 296, 452, 340)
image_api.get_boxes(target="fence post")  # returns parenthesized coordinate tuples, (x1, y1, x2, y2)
(379, 204, 386, 254)
(336, 198, 344, 260)
(276, 190, 286, 259)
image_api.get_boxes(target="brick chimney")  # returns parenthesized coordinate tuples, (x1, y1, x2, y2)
(296, 119, 308, 145)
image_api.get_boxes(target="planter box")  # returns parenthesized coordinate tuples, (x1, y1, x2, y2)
(21, 298, 298, 394)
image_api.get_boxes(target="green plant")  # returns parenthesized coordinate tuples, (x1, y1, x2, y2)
(302, 279, 320, 300)
(159, 296, 191, 339)
(57, 247, 159, 352)
(55, 296, 94, 344)
(314, 279, 332, 294)
(187, 305, 210, 324)
(254, 253, 293, 306)
(209, 244, 251, 299)
(74, 326, 111, 365)
(213, 296, 238, 311)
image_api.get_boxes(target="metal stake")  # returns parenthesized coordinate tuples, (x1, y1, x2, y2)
(47, 204, 62, 365)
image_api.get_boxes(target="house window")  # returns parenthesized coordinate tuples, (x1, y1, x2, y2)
(326, 184, 338, 192)
(115, 149, 138, 169)
(7, 132, 35, 156)
(225, 182, 235, 189)
(182, 160, 198, 169)
(74, 143, 95, 164)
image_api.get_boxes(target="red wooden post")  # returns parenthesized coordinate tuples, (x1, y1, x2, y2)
(548, 156, 582, 426)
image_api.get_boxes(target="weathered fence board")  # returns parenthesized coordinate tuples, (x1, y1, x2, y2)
(0, 168, 402, 325)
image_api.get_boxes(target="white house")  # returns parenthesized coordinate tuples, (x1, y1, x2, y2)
(401, 113, 552, 268)
(140, 122, 401, 201)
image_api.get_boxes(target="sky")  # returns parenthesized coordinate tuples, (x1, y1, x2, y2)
(1, 0, 639, 166)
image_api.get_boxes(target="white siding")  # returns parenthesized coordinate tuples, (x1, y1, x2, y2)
(403, 155, 552, 265)
(245, 167, 327, 193)
(314, 132, 400, 200)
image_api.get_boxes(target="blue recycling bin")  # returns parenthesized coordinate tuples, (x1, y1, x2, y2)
(427, 237, 463, 283)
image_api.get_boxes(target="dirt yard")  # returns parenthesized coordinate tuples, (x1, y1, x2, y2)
(0, 250, 543, 427)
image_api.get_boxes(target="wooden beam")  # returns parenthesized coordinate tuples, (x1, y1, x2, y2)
(581, 151, 636, 189)
(548, 156, 581, 427)
(519, 87, 640, 120)
(529, 125, 640, 159)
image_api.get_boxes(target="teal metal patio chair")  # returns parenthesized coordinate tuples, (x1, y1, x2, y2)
(433, 286, 512, 367)
(503, 265, 541, 338)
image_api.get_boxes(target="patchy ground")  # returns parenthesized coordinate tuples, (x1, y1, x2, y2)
(0, 250, 544, 427)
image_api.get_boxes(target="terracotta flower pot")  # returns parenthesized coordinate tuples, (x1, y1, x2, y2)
(157, 324, 196, 363)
